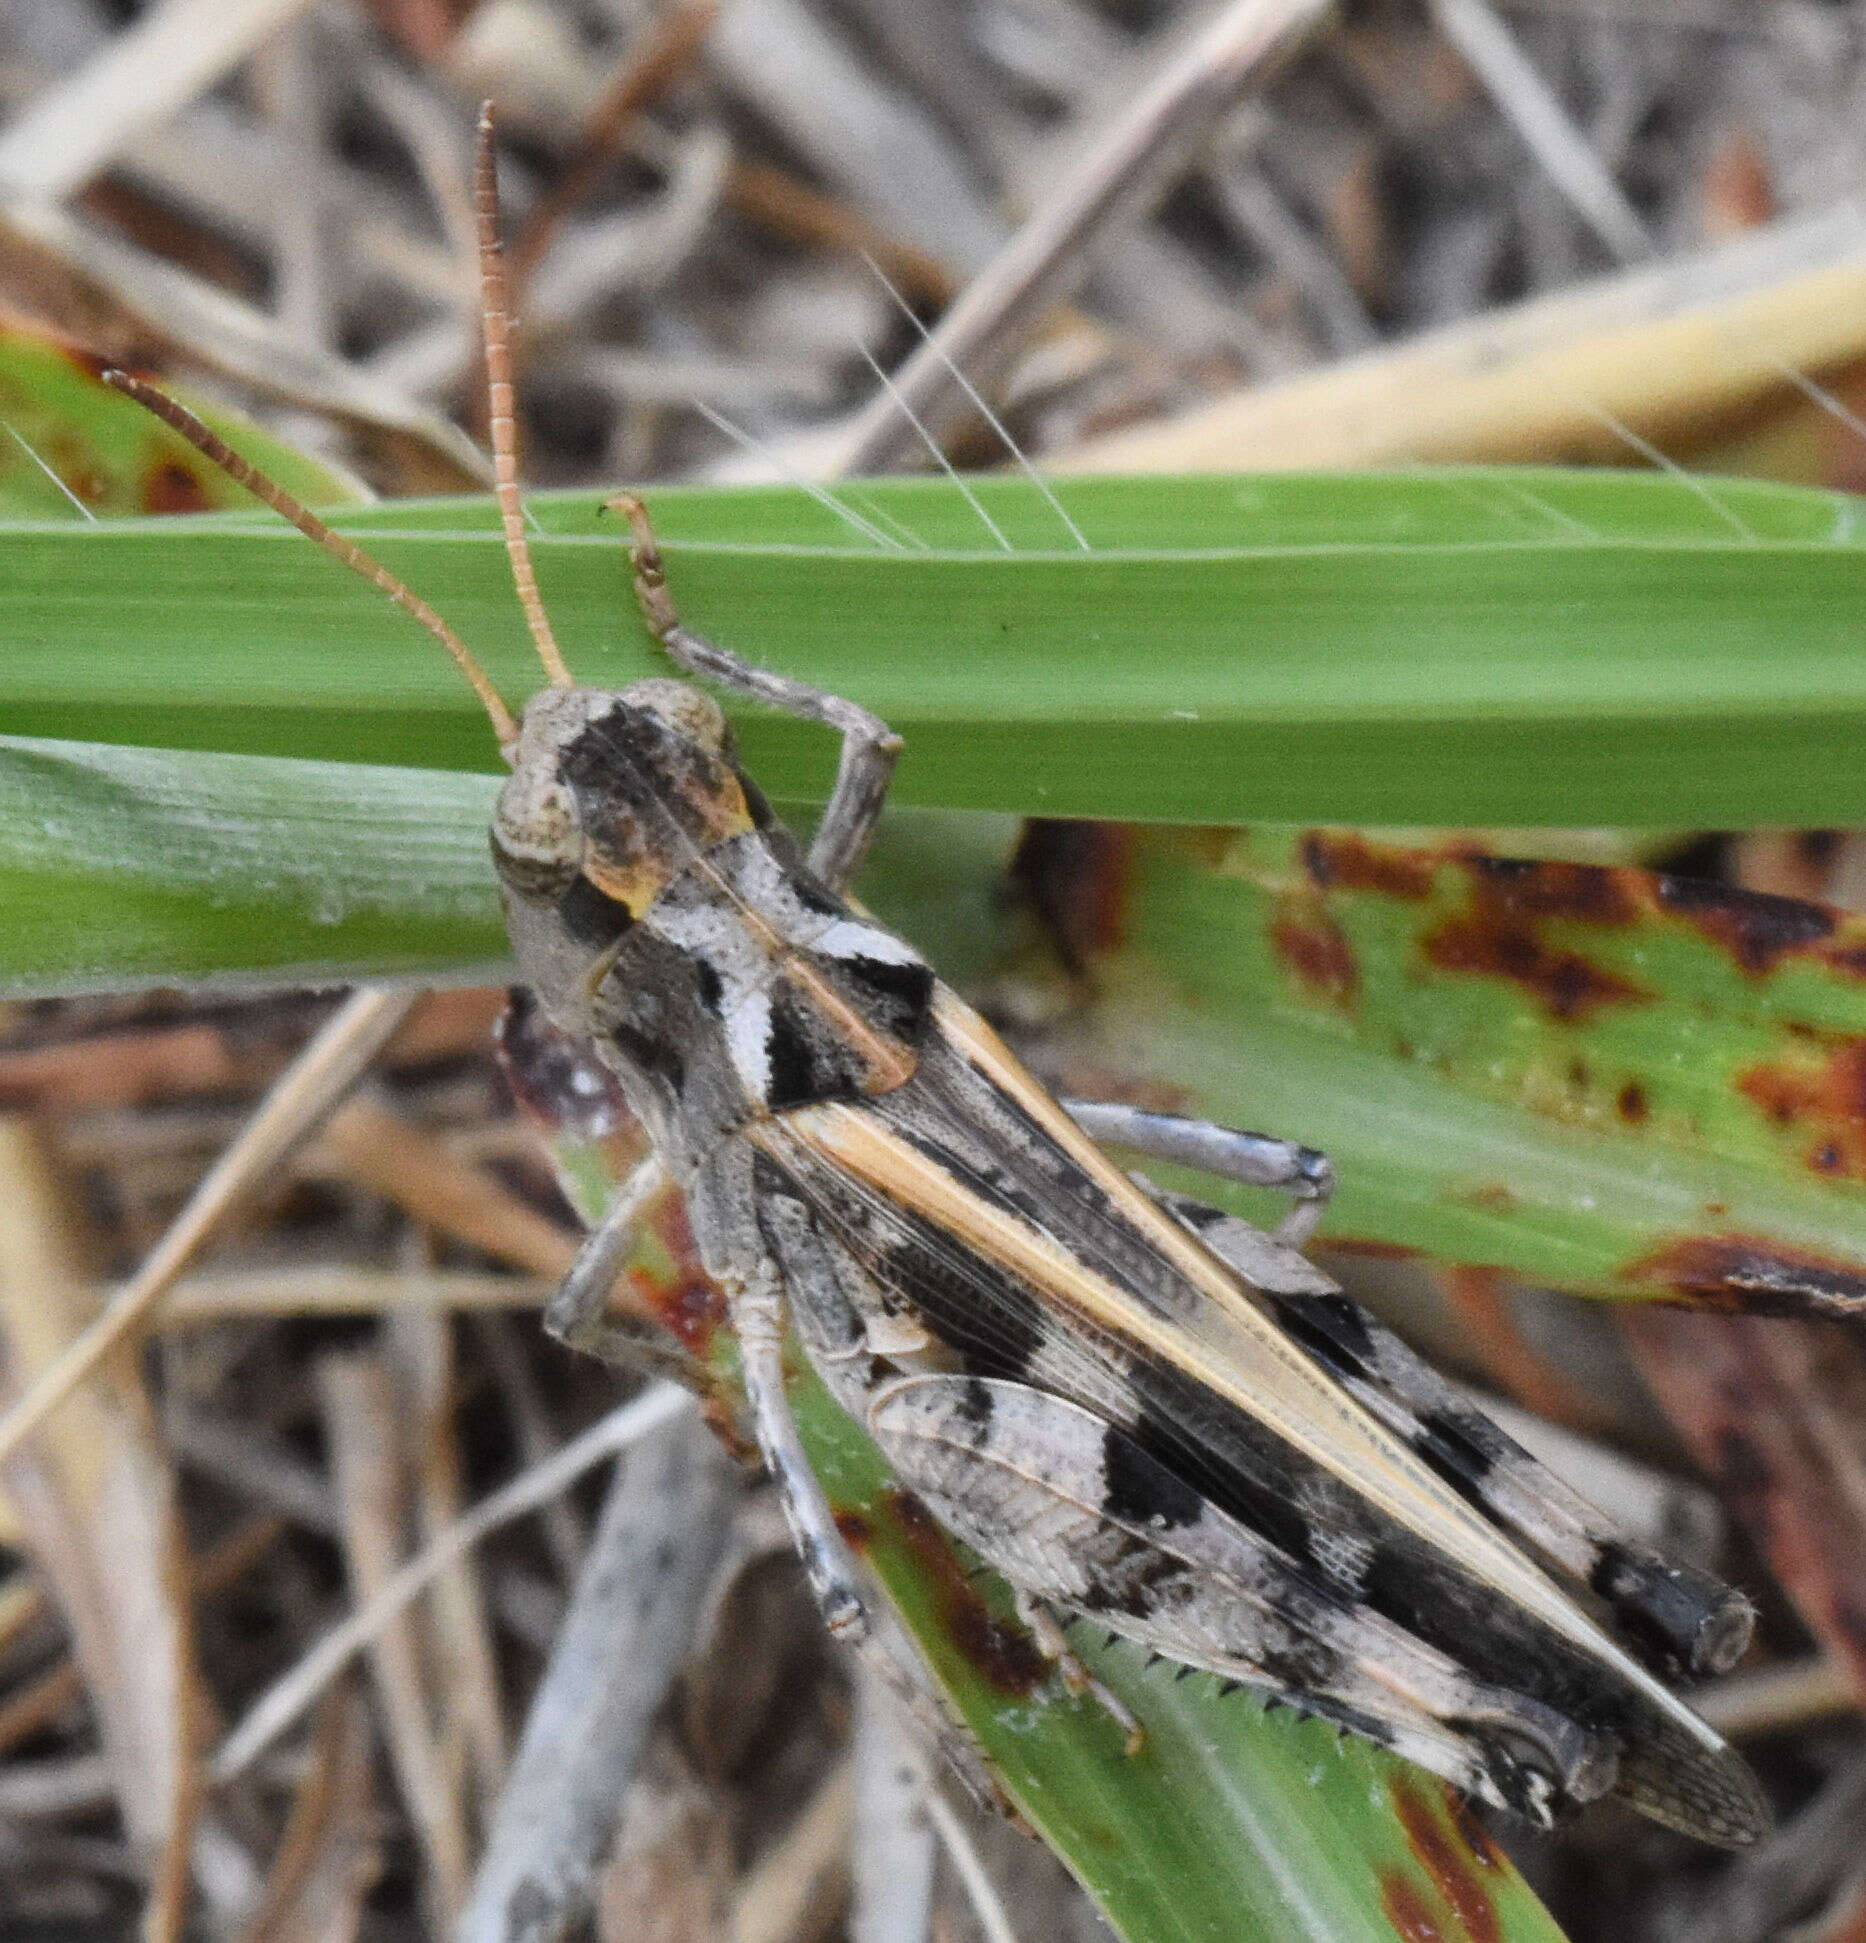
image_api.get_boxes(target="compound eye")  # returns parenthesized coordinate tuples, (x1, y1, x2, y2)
(626, 678, 731, 755)
(492, 766, 583, 900)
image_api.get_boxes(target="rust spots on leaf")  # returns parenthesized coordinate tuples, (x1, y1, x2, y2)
(1379, 1876, 1442, 1943)
(1418, 855, 1649, 1021)
(1463, 854, 1642, 925)
(1655, 873, 1836, 975)
(1390, 1778, 1502, 1943)
(1302, 830, 1438, 900)
(1010, 821, 1132, 972)
(1323, 1237, 1423, 1261)
(142, 459, 211, 514)
(886, 1489, 1047, 1695)
(1270, 900, 1359, 1007)
(1617, 1080, 1650, 1125)
(1422, 909, 1650, 1023)
(1622, 1234, 1866, 1318)
(1737, 1044, 1866, 1182)
(637, 1256, 729, 1357)
(1301, 833, 1652, 1023)
(1441, 1783, 1505, 1869)
(1299, 832, 1866, 999)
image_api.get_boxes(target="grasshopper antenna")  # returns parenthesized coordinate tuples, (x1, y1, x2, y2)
(475, 102, 574, 689)
(99, 370, 521, 751)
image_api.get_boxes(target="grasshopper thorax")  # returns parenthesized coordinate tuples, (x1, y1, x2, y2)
(493, 680, 934, 1166)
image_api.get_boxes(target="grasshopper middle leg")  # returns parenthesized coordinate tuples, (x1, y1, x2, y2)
(1062, 1098, 1336, 1245)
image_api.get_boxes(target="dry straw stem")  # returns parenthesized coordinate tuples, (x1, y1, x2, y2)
(211, 1384, 692, 1786)
(304, 1094, 579, 1282)
(1696, 1656, 1858, 1739)
(458, 1404, 739, 1942)
(731, 1757, 855, 1943)
(234, 1679, 379, 1943)
(1429, 0, 1649, 264)
(0, 986, 417, 1473)
(1062, 198, 1866, 472)
(0, 1119, 203, 1941)
(386, 1308, 508, 1817)
(160, 1266, 554, 1325)
(510, 0, 722, 293)
(0, 0, 314, 202)
(850, 1674, 934, 1943)
(805, 0, 1334, 477)
(0, 199, 488, 486)
(317, 1350, 472, 1929)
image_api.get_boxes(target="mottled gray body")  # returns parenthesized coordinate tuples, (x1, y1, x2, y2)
(491, 649, 1767, 1848)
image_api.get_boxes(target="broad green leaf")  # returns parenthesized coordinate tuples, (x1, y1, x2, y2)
(0, 321, 362, 517)
(1057, 827, 1866, 1307)
(3, 469, 1866, 824)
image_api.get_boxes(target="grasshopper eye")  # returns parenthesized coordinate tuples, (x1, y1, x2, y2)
(491, 764, 584, 901)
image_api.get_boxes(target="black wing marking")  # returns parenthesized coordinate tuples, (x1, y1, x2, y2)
(869, 1372, 1613, 1830)
(1153, 1189, 1754, 1681)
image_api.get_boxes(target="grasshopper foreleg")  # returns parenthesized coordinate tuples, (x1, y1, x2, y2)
(611, 493, 902, 893)
(542, 1155, 715, 1388)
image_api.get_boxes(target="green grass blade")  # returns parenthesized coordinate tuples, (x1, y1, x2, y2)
(4, 470, 1866, 823)
(0, 735, 1018, 995)
(0, 735, 505, 992)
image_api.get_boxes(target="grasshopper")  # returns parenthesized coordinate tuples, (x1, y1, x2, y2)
(104, 108, 1769, 1850)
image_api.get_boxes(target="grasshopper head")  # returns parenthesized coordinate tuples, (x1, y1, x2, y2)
(490, 680, 763, 1023)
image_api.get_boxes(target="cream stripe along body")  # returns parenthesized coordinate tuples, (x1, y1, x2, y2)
(103, 110, 1770, 1850)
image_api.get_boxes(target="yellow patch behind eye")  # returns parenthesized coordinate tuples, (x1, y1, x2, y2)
(581, 855, 673, 918)
(677, 769, 757, 847)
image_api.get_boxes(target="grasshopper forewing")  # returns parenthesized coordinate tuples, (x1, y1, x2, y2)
(103, 104, 1769, 1849)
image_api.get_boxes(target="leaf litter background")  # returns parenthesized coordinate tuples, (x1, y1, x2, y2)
(7, 2, 1866, 1941)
